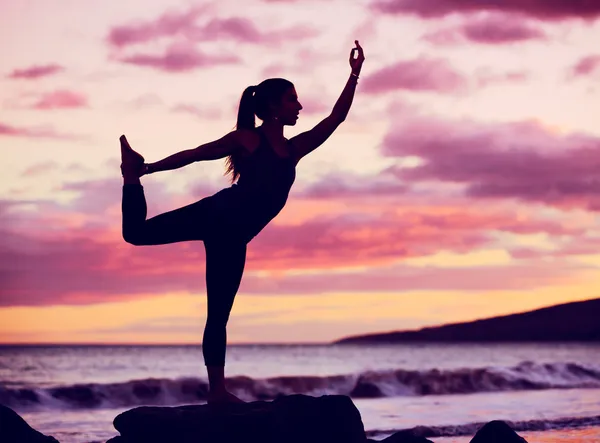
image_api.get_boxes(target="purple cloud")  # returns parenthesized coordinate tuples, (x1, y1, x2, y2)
(571, 55, 600, 77)
(424, 15, 546, 45)
(361, 58, 467, 94)
(32, 90, 88, 110)
(7, 64, 64, 79)
(371, 0, 600, 21)
(117, 43, 240, 72)
(0, 122, 78, 139)
(382, 116, 600, 211)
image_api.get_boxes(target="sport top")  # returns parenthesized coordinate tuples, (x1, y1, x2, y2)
(208, 127, 297, 242)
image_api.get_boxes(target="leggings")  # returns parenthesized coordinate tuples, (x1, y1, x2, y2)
(121, 184, 246, 366)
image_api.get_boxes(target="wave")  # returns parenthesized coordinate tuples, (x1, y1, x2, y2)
(1, 361, 599, 410)
(366, 415, 600, 439)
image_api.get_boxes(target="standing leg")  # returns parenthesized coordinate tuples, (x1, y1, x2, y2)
(203, 238, 247, 404)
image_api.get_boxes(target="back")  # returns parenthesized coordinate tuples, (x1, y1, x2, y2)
(235, 128, 296, 197)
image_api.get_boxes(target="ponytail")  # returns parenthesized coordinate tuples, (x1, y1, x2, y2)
(237, 86, 256, 130)
(225, 86, 256, 183)
(225, 79, 294, 183)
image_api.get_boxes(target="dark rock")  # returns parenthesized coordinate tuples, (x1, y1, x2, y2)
(112, 394, 366, 443)
(0, 404, 59, 443)
(470, 420, 527, 443)
(377, 429, 434, 442)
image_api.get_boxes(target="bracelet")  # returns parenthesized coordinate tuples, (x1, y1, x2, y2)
(351, 72, 359, 78)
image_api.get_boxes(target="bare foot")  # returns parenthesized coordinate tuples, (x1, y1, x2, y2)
(207, 389, 246, 406)
(120, 135, 145, 176)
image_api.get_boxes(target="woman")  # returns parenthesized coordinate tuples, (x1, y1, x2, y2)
(120, 41, 365, 405)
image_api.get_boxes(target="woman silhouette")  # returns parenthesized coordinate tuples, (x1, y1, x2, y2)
(120, 41, 365, 405)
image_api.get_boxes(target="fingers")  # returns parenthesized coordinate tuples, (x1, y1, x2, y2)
(120, 134, 130, 149)
(355, 40, 364, 57)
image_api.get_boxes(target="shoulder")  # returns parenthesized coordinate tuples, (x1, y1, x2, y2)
(234, 128, 261, 154)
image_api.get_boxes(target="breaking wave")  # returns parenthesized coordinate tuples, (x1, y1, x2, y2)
(1, 361, 599, 410)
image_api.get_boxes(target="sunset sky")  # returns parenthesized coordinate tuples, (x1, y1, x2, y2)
(2, 0, 600, 344)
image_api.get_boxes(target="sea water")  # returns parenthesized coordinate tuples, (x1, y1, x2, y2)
(1, 343, 599, 443)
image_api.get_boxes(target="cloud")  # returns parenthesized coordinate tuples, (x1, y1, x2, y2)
(7, 64, 64, 79)
(22, 161, 60, 177)
(32, 90, 88, 110)
(370, 0, 600, 21)
(0, 218, 585, 307)
(361, 58, 467, 94)
(116, 43, 240, 72)
(107, 7, 318, 73)
(238, 260, 591, 295)
(301, 171, 409, 198)
(0, 122, 78, 139)
(107, 6, 209, 48)
(130, 94, 165, 109)
(423, 15, 546, 45)
(570, 54, 600, 77)
(0, 171, 585, 306)
(475, 69, 530, 87)
(381, 115, 600, 211)
(171, 104, 223, 120)
(107, 6, 318, 49)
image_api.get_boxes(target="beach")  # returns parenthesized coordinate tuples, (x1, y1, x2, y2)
(1, 342, 599, 442)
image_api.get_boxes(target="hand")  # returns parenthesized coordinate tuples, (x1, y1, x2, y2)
(349, 40, 365, 76)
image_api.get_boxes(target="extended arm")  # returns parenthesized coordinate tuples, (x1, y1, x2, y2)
(145, 131, 242, 175)
(291, 41, 365, 162)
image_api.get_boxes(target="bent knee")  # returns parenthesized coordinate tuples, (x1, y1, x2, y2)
(123, 230, 145, 246)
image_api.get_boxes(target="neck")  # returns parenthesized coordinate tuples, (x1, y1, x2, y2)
(259, 120, 285, 141)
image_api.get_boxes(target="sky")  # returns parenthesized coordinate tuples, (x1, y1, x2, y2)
(1, 0, 600, 344)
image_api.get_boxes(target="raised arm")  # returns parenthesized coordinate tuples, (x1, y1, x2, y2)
(290, 40, 365, 162)
(144, 130, 243, 175)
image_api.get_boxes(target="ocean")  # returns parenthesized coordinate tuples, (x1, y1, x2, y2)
(1, 343, 599, 443)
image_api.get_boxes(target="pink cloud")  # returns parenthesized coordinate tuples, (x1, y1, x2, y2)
(0, 212, 584, 307)
(117, 43, 240, 72)
(361, 58, 467, 94)
(371, 0, 600, 21)
(239, 260, 590, 295)
(22, 161, 59, 177)
(107, 6, 208, 48)
(0, 169, 587, 306)
(475, 69, 530, 87)
(424, 15, 546, 45)
(301, 172, 408, 198)
(571, 54, 600, 77)
(382, 116, 600, 211)
(171, 104, 223, 120)
(7, 64, 64, 79)
(32, 90, 88, 110)
(0, 122, 77, 139)
(108, 6, 318, 49)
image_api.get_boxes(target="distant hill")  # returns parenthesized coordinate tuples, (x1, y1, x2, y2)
(333, 298, 600, 344)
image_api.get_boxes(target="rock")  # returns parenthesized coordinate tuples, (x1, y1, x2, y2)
(111, 394, 366, 443)
(369, 420, 527, 443)
(0, 404, 59, 443)
(470, 420, 527, 443)
(376, 429, 434, 442)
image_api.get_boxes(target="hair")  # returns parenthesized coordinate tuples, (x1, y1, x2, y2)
(225, 78, 294, 183)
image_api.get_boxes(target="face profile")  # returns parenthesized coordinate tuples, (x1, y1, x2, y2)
(272, 87, 303, 126)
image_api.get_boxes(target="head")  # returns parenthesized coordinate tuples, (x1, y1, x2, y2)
(225, 78, 302, 182)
